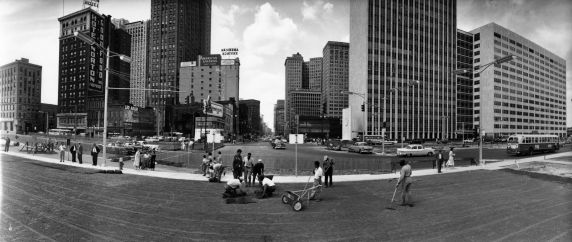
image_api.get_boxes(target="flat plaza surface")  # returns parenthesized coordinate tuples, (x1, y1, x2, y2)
(1, 154, 571, 241)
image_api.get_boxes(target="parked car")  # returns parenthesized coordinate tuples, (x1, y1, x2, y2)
(348, 142, 374, 154)
(463, 139, 474, 143)
(274, 141, 286, 149)
(397, 144, 435, 157)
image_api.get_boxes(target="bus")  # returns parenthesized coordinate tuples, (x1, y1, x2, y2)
(48, 129, 73, 136)
(506, 134, 560, 155)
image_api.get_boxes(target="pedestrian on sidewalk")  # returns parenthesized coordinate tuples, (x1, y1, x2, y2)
(395, 160, 413, 206)
(201, 154, 210, 176)
(58, 142, 66, 162)
(4, 137, 10, 152)
(70, 143, 77, 162)
(150, 148, 156, 171)
(323, 155, 335, 187)
(189, 139, 194, 150)
(216, 151, 223, 165)
(243, 153, 254, 186)
(232, 149, 244, 179)
(310, 161, 323, 202)
(134, 148, 141, 170)
(435, 149, 444, 173)
(181, 141, 186, 151)
(446, 147, 455, 168)
(91, 143, 100, 166)
(77, 143, 83, 164)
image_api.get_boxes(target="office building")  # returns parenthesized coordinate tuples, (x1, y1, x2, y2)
(149, 0, 211, 132)
(456, 29, 474, 139)
(349, 0, 457, 141)
(274, 99, 285, 136)
(121, 20, 150, 108)
(239, 99, 261, 137)
(179, 55, 240, 104)
(290, 90, 322, 118)
(322, 41, 349, 118)
(0, 58, 42, 134)
(308, 57, 322, 91)
(284, 53, 305, 134)
(57, 7, 131, 134)
(470, 23, 566, 138)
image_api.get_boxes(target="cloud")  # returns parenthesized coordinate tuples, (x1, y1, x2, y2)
(301, 0, 334, 21)
(211, 4, 244, 54)
(243, 3, 298, 57)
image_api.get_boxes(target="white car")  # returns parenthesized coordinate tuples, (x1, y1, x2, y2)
(397, 145, 435, 157)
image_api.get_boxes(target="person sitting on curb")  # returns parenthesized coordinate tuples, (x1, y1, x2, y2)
(257, 175, 276, 198)
(223, 178, 246, 198)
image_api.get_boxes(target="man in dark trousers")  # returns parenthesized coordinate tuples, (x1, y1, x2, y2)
(435, 149, 444, 173)
(4, 137, 10, 152)
(77, 143, 83, 164)
(395, 160, 413, 206)
(90, 143, 100, 166)
(232, 149, 244, 179)
(323, 155, 335, 187)
(252, 159, 265, 186)
(70, 143, 77, 162)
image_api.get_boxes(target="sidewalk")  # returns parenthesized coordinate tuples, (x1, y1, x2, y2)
(2, 148, 571, 183)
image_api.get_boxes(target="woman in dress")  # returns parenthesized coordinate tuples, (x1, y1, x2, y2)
(446, 147, 455, 168)
(133, 148, 141, 170)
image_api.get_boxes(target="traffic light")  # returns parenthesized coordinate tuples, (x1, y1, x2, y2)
(361, 104, 365, 112)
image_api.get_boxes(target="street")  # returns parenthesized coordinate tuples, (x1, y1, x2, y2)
(1, 153, 570, 241)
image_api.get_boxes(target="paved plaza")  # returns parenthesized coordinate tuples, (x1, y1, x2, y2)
(1, 150, 571, 241)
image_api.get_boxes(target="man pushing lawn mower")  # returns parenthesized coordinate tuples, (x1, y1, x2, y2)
(394, 159, 414, 207)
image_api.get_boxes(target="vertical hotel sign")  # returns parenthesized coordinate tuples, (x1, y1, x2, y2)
(88, 13, 104, 91)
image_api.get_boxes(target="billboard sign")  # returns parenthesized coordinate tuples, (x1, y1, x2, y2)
(221, 48, 238, 56)
(208, 102, 224, 118)
(200, 55, 221, 66)
(221, 59, 235, 65)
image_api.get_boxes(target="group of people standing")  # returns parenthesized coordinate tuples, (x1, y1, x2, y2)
(133, 148, 157, 170)
(55, 142, 101, 166)
(231, 149, 265, 187)
(201, 151, 224, 180)
(433, 147, 456, 173)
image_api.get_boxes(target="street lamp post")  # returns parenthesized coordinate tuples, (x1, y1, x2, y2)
(342, 80, 418, 155)
(454, 54, 514, 166)
(74, 31, 132, 167)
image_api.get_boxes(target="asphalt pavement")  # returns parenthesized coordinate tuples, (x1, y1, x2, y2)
(1, 153, 570, 241)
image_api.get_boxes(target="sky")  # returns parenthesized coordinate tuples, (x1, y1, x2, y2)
(0, 0, 571, 131)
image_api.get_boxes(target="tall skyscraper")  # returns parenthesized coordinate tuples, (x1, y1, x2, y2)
(456, 29, 474, 138)
(274, 99, 285, 136)
(322, 41, 349, 118)
(0, 58, 42, 134)
(57, 8, 130, 134)
(148, 0, 211, 113)
(308, 57, 322, 91)
(124, 20, 150, 108)
(284, 53, 304, 134)
(179, 55, 240, 104)
(469, 23, 566, 138)
(349, 0, 457, 141)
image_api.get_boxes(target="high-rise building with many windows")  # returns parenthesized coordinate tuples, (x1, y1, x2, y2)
(469, 23, 566, 138)
(0, 58, 42, 134)
(308, 57, 323, 91)
(57, 7, 131, 134)
(322, 41, 349, 118)
(349, 0, 457, 141)
(124, 20, 150, 108)
(149, 0, 211, 132)
(274, 99, 285, 136)
(456, 29, 474, 139)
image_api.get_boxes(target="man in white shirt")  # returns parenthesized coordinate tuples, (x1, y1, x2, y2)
(223, 178, 245, 198)
(258, 175, 276, 198)
(310, 161, 323, 201)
